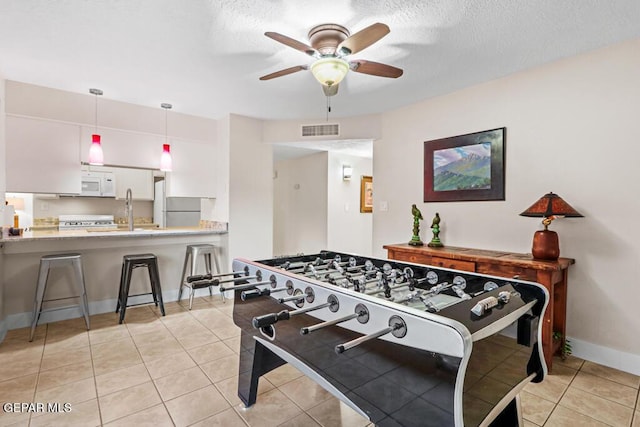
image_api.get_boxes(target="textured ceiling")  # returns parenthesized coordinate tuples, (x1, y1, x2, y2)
(0, 0, 639, 121)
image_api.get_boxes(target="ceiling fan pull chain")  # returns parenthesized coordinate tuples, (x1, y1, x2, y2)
(326, 96, 331, 121)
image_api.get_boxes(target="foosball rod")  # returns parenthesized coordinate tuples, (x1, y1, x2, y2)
(219, 279, 274, 293)
(252, 298, 336, 329)
(300, 305, 368, 335)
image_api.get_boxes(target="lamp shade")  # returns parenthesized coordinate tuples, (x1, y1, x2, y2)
(520, 192, 583, 218)
(310, 57, 349, 87)
(520, 192, 582, 260)
(88, 134, 104, 165)
(6, 197, 25, 211)
(160, 144, 172, 172)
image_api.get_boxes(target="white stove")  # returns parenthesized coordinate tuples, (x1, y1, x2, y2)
(58, 215, 116, 231)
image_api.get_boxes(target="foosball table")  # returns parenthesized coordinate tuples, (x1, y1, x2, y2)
(201, 251, 548, 426)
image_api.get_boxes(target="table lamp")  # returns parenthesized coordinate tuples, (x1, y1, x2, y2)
(519, 192, 583, 260)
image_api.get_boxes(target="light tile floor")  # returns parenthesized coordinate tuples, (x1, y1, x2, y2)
(0, 295, 637, 427)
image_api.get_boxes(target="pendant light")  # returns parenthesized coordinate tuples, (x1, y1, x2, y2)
(88, 88, 104, 165)
(160, 103, 173, 172)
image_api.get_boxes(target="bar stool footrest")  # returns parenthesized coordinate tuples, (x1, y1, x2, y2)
(38, 305, 87, 314)
(123, 301, 157, 309)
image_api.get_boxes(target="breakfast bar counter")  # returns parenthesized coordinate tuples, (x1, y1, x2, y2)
(1, 226, 224, 243)
(0, 227, 229, 338)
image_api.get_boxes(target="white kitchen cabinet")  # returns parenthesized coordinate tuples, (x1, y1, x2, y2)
(80, 126, 163, 169)
(165, 139, 217, 198)
(83, 165, 154, 200)
(6, 116, 81, 194)
(113, 167, 154, 200)
(79, 125, 217, 198)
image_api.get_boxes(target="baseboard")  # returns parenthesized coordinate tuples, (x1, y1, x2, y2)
(3, 287, 224, 331)
(569, 336, 640, 376)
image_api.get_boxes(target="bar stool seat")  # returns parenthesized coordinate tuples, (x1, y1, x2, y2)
(116, 253, 165, 323)
(30, 253, 90, 341)
(178, 244, 222, 309)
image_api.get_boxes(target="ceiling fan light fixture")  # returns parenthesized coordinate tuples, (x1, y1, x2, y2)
(310, 57, 349, 87)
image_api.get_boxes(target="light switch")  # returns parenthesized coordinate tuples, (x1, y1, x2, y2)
(379, 201, 388, 212)
(41, 202, 49, 211)
(344, 203, 349, 212)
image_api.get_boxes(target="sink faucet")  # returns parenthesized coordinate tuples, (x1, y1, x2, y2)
(125, 188, 133, 231)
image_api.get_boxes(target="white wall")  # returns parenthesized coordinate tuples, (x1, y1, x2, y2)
(273, 151, 373, 257)
(30, 196, 153, 223)
(273, 152, 329, 256)
(262, 114, 381, 144)
(327, 152, 373, 256)
(374, 39, 640, 372)
(228, 114, 273, 263)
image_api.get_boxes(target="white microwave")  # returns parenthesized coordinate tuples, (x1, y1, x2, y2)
(80, 171, 116, 197)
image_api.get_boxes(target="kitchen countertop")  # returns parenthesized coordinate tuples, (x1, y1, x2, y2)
(0, 227, 227, 243)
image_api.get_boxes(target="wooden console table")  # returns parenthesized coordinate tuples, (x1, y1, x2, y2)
(383, 243, 575, 371)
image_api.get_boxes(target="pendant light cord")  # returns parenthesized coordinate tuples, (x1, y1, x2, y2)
(161, 103, 172, 143)
(89, 88, 103, 133)
(94, 94, 98, 133)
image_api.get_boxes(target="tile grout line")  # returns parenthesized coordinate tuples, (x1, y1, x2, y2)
(125, 305, 178, 427)
(567, 368, 639, 412)
(87, 317, 107, 426)
(543, 361, 581, 426)
(27, 324, 48, 427)
(93, 306, 156, 426)
(182, 298, 262, 427)
(123, 302, 241, 425)
(545, 360, 630, 427)
(180, 299, 251, 426)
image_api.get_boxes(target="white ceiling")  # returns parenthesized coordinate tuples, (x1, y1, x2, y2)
(0, 1, 639, 122)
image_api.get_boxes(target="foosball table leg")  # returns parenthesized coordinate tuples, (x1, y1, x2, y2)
(238, 340, 285, 407)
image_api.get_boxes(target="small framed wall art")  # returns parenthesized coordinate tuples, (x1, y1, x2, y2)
(360, 176, 373, 213)
(423, 127, 505, 202)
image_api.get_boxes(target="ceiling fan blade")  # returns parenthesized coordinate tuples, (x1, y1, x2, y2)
(350, 60, 403, 78)
(259, 65, 308, 81)
(337, 23, 390, 55)
(322, 84, 339, 97)
(265, 32, 318, 57)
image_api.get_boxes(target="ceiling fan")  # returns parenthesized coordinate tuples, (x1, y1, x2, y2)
(259, 22, 403, 96)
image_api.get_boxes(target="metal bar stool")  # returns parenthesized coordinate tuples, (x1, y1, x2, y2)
(177, 244, 223, 309)
(116, 253, 165, 323)
(30, 253, 90, 341)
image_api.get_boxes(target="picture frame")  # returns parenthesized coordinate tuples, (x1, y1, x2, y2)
(424, 127, 505, 202)
(360, 176, 373, 213)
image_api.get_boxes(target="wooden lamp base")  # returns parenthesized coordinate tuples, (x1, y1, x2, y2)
(532, 229, 559, 260)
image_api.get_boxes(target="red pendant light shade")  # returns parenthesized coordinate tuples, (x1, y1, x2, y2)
(160, 143, 172, 172)
(89, 134, 104, 165)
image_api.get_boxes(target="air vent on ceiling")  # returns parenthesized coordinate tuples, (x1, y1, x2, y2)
(301, 123, 339, 137)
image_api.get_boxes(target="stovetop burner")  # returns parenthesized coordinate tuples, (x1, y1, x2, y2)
(58, 214, 116, 230)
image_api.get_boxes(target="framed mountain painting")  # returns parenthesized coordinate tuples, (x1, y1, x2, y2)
(424, 128, 505, 202)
